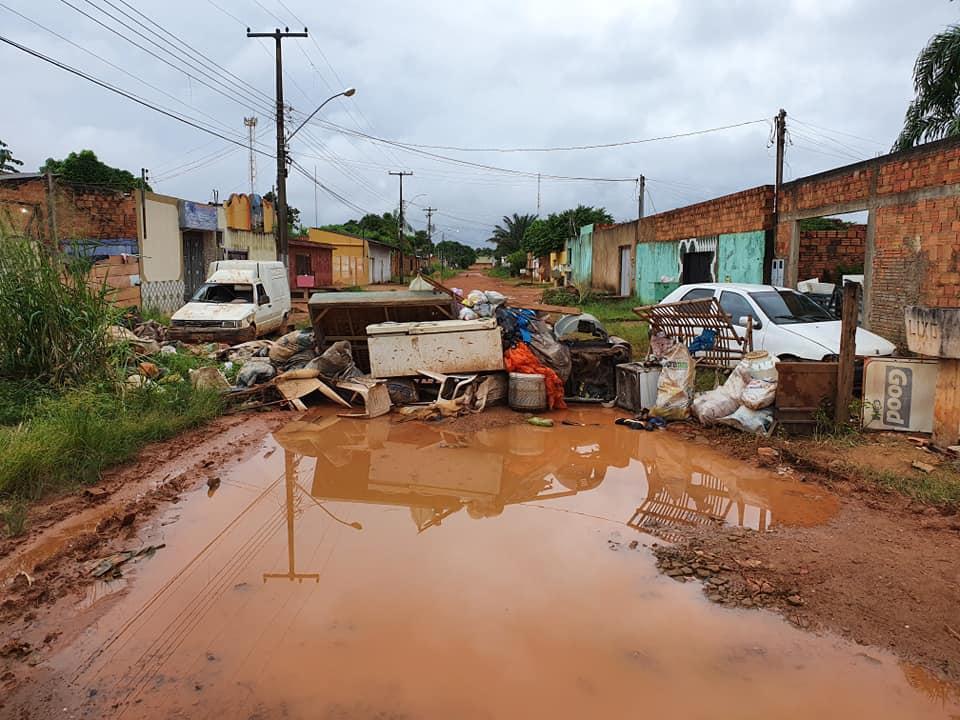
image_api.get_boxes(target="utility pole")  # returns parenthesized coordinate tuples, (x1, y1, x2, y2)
(247, 27, 308, 267)
(313, 164, 318, 228)
(772, 108, 787, 283)
(243, 116, 257, 196)
(536, 173, 541, 215)
(388, 171, 413, 283)
(423, 206, 436, 256)
(140, 168, 149, 240)
(637, 175, 645, 219)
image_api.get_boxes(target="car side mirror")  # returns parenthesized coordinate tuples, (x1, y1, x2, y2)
(260, 295, 270, 305)
(739, 315, 761, 330)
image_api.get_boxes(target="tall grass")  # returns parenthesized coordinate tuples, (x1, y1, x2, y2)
(0, 234, 121, 386)
(0, 383, 224, 501)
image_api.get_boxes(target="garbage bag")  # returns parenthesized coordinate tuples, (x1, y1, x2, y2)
(741, 378, 778, 410)
(485, 290, 507, 309)
(269, 329, 314, 363)
(464, 290, 488, 308)
(459, 307, 479, 321)
(691, 363, 750, 425)
(716, 405, 775, 434)
(189, 366, 230, 392)
(307, 340, 362, 379)
(649, 344, 695, 420)
(527, 318, 572, 383)
(236, 361, 276, 387)
(283, 347, 317, 372)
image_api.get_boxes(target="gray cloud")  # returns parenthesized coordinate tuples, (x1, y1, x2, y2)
(2, 0, 956, 246)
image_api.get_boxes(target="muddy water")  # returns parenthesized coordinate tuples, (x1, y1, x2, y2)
(21, 410, 959, 718)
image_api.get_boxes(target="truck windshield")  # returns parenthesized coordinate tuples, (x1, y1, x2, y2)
(191, 283, 254, 304)
(749, 290, 836, 324)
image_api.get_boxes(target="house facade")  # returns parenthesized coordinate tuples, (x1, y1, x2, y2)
(137, 191, 276, 312)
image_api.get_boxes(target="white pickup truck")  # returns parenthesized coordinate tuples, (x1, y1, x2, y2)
(169, 261, 292, 343)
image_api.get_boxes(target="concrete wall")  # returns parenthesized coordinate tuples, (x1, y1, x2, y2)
(590, 187, 775, 301)
(716, 231, 766, 285)
(776, 134, 960, 346)
(369, 243, 391, 284)
(139, 193, 181, 283)
(592, 222, 636, 294)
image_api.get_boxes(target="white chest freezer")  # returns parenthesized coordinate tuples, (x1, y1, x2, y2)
(366, 318, 505, 377)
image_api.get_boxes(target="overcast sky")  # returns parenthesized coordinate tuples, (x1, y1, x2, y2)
(2, 1, 957, 247)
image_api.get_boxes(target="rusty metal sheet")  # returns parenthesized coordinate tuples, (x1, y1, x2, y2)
(774, 361, 838, 433)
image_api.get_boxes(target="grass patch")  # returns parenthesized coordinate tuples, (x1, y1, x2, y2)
(865, 467, 960, 507)
(0, 382, 224, 504)
(605, 321, 649, 358)
(1, 498, 27, 537)
(485, 266, 512, 279)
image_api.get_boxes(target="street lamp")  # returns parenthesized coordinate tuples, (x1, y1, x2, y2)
(275, 87, 355, 266)
(288, 87, 356, 141)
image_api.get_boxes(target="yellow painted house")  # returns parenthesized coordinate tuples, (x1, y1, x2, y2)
(307, 228, 395, 285)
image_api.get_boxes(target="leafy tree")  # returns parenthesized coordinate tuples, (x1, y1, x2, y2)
(799, 217, 856, 231)
(263, 190, 301, 235)
(436, 240, 477, 269)
(487, 212, 536, 256)
(506, 249, 528, 276)
(39, 150, 149, 191)
(0, 139, 22, 173)
(894, 23, 960, 150)
(521, 205, 613, 258)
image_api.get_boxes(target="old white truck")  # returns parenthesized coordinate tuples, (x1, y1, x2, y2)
(168, 261, 291, 342)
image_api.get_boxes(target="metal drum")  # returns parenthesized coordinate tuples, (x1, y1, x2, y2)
(508, 372, 547, 412)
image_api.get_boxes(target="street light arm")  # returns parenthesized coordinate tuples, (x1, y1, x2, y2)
(288, 87, 356, 141)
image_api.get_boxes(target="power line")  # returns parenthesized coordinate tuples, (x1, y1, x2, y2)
(352, 118, 768, 153)
(0, 33, 275, 158)
(0, 3, 240, 138)
(57, 0, 276, 118)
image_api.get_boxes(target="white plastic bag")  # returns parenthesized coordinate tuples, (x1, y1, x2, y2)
(650, 344, 695, 420)
(741, 378, 778, 410)
(716, 406, 775, 434)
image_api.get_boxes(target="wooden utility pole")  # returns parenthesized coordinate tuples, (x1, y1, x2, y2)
(637, 176, 646, 219)
(773, 108, 787, 232)
(423, 206, 436, 271)
(140, 168, 149, 240)
(834, 281, 861, 427)
(263, 451, 320, 584)
(389, 171, 413, 283)
(45, 172, 57, 248)
(247, 27, 308, 268)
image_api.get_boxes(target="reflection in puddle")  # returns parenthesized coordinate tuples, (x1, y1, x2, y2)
(274, 413, 837, 540)
(38, 411, 955, 720)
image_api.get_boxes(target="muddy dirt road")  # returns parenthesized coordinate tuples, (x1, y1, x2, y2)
(3, 408, 959, 719)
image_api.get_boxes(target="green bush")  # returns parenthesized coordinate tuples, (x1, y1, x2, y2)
(0, 235, 123, 386)
(506, 250, 527, 276)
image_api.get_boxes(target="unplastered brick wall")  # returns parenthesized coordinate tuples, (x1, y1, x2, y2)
(0, 176, 137, 243)
(777, 134, 960, 346)
(646, 185, 775, 243)
(797, 226, 866, 281)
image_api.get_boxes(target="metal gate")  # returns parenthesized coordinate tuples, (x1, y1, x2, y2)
(182, 231, 205, 300)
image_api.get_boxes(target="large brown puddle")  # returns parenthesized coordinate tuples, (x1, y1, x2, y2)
(21, 410, 960, 718)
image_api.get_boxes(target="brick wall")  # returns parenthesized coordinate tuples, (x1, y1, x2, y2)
(797, 226, 866, 281)
(777, 134, 960, 347)
(0, 175, 137, 243)
(590, 186, 774, 293)
(646, 185, 775, 243)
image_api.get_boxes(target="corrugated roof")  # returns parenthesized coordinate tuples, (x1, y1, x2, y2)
(0, 172, 44, 181)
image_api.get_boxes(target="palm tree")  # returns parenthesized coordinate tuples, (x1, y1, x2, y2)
(487, 213, 536, 257)
(894, 23, 960, 150)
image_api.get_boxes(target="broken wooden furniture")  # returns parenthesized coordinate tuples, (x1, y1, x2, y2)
(307, 290, 458, 373)
(904, 306, 960, 447)
(633, 297, 753, 368)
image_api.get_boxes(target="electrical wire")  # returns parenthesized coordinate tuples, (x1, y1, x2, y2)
(336, 118, 769, 153)
(0, 33, 274, 158)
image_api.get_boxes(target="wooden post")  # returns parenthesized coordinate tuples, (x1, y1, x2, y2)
(933, 358, 960, 448)
(834, 282, 861, 426)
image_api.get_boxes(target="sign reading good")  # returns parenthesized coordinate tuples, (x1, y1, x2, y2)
(883, 365, 912, 427)
(178, 200, 218, 231)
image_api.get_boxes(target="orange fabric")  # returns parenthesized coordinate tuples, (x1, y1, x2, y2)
(504, 341, 567, 410)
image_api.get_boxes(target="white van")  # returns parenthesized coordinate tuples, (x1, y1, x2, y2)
(169, 261, 292, 342)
